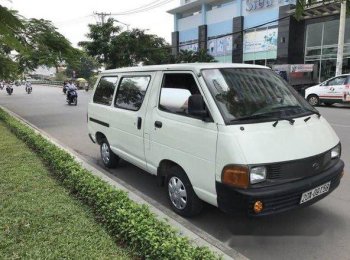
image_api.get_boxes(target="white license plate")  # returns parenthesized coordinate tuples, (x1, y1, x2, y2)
(300, 182, 331, 204)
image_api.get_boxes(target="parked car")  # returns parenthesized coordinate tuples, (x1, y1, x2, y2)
(88, 63, 344, 217)
(305, 74, 350, 106)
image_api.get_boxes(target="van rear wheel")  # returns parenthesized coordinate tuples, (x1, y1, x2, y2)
(100, 139, 118, 168)
(166, 166, 203, 217)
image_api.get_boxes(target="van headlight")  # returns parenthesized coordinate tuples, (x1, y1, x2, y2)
(331, 144, 341, 159)
(250, 166, 267, 184)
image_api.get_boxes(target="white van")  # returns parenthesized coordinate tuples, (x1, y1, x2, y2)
(88, 63, 344, 217)
(305, 74, 350, 106)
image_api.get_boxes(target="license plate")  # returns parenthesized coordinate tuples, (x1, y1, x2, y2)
(300, 182, 331, 204)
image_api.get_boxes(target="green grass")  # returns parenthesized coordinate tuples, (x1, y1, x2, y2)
(0, 123, 132, 259)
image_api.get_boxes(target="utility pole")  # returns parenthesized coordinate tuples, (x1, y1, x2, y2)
(336, 1, 346, 76)
(93, 12, 111, 25)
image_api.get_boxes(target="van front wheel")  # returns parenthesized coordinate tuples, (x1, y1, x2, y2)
(166, 167, 203, 217)
(100, 139, 118, 168)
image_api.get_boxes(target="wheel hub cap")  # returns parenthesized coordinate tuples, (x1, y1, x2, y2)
(168, 177, 187, 210)
(101, 143, 110, 164)
(309, 97, 318, 106)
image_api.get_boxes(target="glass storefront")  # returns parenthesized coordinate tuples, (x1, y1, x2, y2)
(305, 18, 350, 82)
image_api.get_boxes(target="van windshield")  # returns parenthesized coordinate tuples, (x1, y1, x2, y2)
(202, 68, 318, 124)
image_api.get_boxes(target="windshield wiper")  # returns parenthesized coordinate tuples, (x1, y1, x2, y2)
(272, 117, 295, 127)
(231, 113, 295, 127)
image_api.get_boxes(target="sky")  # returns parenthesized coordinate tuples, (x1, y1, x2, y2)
(4, 0, 179, 47)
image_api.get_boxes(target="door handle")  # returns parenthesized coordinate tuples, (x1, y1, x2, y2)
(137, 117, 142, 130)
(154, 121, 162, 128)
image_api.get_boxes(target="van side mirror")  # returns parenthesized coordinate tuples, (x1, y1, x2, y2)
(188, 94, 208, 119)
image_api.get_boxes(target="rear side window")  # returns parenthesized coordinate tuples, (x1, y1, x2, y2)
(93, 76, 118, 105)
(159, 73, 202, 116)
(114, 76, 151, 111)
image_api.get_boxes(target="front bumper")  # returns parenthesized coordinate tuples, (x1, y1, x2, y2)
(216, 159, 344, 216)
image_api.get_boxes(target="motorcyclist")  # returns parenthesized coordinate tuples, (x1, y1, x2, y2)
(25, 81, 32, 92)
(6, 81, 13, 94)
(66, 81, 77, 101)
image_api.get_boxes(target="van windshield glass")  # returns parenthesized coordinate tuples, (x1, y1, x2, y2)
(202, 68, 317, 123)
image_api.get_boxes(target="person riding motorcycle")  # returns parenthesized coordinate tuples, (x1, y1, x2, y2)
(66, 81, 77, 101)
(6, 81, 13, 95)
(25, 81, 32, 92)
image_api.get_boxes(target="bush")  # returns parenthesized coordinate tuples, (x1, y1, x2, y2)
(0, 108, 219, 260)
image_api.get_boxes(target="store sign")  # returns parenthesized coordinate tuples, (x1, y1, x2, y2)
(246, 0, 295, 12)
(243, 28, 278, 53)
(179, 42, 198, 52)
(290, 64, 314, 72)
(246, 0, 273, 11)
(208, 36, 232, 57)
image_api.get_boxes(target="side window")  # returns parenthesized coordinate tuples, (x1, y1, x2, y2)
(320, 81, 327, 86)
(114, 76, 151, 111)
(93, 76, 118, 106)
(327, 76, 347, 86)
(159, 73, 203, 117)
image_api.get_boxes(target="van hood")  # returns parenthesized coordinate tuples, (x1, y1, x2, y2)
(216, 115, 339, 166)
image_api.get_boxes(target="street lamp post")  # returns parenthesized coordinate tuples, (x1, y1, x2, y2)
(336, 1, 346, 76)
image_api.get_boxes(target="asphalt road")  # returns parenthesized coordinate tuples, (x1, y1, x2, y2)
(1, 85, 349, 260)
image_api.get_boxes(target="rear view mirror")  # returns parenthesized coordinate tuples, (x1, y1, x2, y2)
(188, 94, 208, 119)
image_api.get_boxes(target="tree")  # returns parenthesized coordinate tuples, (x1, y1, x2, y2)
(0, 4, 80, 79)
(0, 5, 24, 79)
(78, 18, 121, 67)
(16, 18, 80, 73)
(108, 28, 172, 68)
(65, 52, 99, 79)
(79, 19, 172, 69)
(175, 49, 216, 63)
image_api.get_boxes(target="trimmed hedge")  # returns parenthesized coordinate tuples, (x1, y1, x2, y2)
(0, 108, 219, 260)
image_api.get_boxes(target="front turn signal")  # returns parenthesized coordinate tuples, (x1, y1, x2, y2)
(222, 165, 249, 189)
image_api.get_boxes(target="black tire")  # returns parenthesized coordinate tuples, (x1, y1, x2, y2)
(307, 94, 319, 106)
(73, 97, 77, 106)
(100, 139, 118, 168)
(166, 166, 203, 217)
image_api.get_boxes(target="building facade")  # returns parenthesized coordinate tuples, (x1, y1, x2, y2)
(168, 0, 350, 82)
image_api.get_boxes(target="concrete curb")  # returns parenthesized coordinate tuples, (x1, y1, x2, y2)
(0, 105, 248, 260)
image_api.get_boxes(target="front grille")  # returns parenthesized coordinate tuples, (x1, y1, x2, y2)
(266, 150, 332, 181)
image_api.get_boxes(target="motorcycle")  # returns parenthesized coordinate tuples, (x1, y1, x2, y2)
(6, 85, 13, 95)
(26, 85, 32, 94)
(66, 90, 78, 106)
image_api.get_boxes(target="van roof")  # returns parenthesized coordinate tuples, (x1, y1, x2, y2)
(101, 63, 269, 75)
